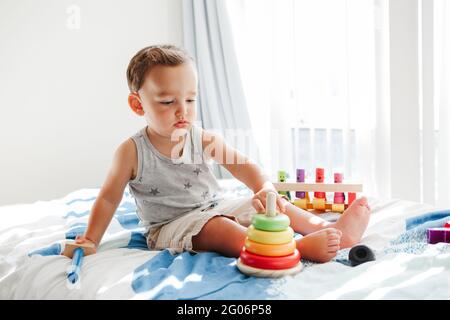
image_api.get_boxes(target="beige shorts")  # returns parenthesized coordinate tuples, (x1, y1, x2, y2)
(146, 196, 257, 254)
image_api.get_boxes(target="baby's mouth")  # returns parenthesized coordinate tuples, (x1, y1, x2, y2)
(174, 120, 189, 128)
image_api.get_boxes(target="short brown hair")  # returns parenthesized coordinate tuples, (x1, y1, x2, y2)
(126, 45, 194, 92)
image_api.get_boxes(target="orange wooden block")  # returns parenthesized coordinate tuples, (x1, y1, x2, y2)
(63, 241, 96, 258)
(313, 198, 326, 210)
(332, 203, 345, 213)
(293, 198, 308, 210)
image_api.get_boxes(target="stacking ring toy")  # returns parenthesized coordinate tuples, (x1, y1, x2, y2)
(239, 248, 300, 270)
(245, 238, 296, 257)
(247, 225, 294, 245)
(252, 213, 290, 231)
(237, 258, 303, 278)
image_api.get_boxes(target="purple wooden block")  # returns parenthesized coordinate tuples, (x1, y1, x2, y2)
(296, 169, 305, 199)
(427, 228, 450, 244)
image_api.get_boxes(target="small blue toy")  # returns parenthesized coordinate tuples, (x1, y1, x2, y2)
(63, 241, 96, 284)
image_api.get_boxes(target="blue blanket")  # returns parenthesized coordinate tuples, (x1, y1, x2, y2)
(28, 191, 284, 299)
(383, 209, 450, 255)
(132, 250, 275, 299)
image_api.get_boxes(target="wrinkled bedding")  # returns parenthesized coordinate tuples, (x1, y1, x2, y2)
(1, 180, 449, 299)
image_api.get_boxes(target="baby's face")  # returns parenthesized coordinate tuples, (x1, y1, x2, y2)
(137, 62, 198, 137)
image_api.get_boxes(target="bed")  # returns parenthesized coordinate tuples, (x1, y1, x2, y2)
(1, 179, 449, 299)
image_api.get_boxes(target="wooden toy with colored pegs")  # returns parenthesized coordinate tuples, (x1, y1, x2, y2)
(63, 240, 96, 284)
(275, 168, 363, 213)
(332, 173, 346, 212)
(236, 191, 302, 278)
(312, 168, 326, 210)
(277, 170, 291, 201)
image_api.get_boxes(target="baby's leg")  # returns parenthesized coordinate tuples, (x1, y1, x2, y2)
(192, 216, 247, 257)
(281, 197, 371, 249)
(192, 215, 341, 263)
(328, 197, 371, 248)
(281, 199, 332, 234)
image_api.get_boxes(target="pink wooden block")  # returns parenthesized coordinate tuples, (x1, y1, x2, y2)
(334, 173, 343, 183)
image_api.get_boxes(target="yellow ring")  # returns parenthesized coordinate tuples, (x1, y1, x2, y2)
(247, 225, 294, 245)
(245, 238, 296, 256)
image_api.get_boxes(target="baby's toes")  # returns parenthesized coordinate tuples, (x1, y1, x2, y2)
(328, 245, 340, 254)
(326, 228, 342, 238)
(328, 238, 340, 246)
(317, 250, 338, 263)
(326, 248, 339, 258)
(328, 236, 341, 253)
(328, 239, 340, 252)
(325, 227, 340, 235)
(357, 196, 368, 205)
(329, 233, 342, 241)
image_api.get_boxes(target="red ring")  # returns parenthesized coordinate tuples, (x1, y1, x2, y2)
(239, 247, 301, 270)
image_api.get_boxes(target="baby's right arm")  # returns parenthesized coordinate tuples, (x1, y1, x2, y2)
(70, 139, 137, 254)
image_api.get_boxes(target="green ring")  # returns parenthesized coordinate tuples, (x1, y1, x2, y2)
(252, 213, 290, 231)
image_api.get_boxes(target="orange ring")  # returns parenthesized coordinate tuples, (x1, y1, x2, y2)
(245, 238, 296, 257)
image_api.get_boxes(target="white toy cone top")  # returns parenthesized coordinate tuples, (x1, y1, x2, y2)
(266, 191, 277, 217)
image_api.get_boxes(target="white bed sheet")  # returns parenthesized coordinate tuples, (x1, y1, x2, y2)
(1, 181, 449, 299)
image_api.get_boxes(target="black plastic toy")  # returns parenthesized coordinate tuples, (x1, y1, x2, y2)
(348, 245, 376, 266)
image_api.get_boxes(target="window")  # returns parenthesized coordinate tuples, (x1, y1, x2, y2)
(227, 0, 377, 189)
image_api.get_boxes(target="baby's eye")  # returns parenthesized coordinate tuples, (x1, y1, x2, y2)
(160, 100, 174, 105)
(186, 99, 196, 103)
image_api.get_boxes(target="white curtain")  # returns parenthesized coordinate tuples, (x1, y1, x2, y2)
(226, 0, 450, 206)
(227, 0, 377, 195)
(434, 0, 450, 207)
(182, 0, 260, 178)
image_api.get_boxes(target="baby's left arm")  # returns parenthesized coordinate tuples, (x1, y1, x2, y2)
(201, 129, 286, 212)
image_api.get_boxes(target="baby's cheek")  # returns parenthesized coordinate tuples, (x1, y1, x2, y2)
(158, 109, 175, 121)
(188, 106, 196, 117)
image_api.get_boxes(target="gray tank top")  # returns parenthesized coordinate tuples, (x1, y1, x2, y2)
(128, 125, 224, 229)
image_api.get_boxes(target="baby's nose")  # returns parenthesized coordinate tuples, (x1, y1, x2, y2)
(176, 104, 188, 116)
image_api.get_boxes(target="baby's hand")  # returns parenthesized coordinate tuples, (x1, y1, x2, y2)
(75, 235, 97, 248)
(62, 235, 97, 258)
(252, 187, 287, 214)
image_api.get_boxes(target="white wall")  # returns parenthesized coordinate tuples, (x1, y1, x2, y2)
(0, 0, 183, 205)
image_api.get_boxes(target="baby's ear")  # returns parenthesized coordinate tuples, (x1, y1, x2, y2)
(128, 93, 144, 116)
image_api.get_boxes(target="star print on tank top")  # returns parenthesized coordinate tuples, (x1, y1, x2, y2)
(128, 125, 224, 229)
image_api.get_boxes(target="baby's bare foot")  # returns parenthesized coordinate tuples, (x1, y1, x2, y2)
(296, 228, 342, 263)
(329, 197, 371, 248)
